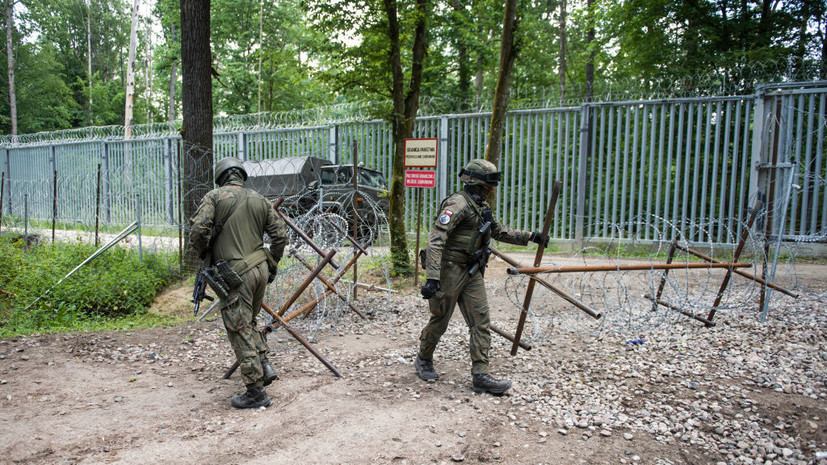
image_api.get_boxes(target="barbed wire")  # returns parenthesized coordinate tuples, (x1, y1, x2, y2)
(497, 203, 825, 344)
(2, 58, 822, 146)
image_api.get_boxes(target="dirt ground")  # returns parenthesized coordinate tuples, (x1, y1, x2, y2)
(1, 253, 825, 465)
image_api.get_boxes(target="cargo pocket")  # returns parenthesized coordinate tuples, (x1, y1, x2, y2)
(221, 300, 246, 333)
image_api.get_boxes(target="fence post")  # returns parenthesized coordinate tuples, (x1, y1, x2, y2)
(165, 137, 175, 224)
(49, 144, 56, 223)
(748, 87, 767, 223)
(576, 104, 591, 249)
(3, 147, 9, 215)
(238, 132, 247, 161)
(329, 125, 338, 163)
(438, 115, 449, 202)
(136, 193, 143, 263)
(102, 141, 111, 223)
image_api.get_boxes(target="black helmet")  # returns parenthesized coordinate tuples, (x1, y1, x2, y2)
(215, 157, 247, 186)
(459, 159, 500, 186)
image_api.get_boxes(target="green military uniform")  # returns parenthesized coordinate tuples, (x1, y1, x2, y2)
(419, 187, 531, 375)
(190, 168, 287, 391)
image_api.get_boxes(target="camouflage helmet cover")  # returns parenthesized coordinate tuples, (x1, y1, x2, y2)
(459, 159, 501, 186)
(215, 157, 247, 186)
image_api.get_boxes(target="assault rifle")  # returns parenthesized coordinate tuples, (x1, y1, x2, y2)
(467, 220, 492, 276)
(191, 255, 214, 316)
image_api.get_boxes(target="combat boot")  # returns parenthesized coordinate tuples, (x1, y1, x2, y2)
(414, 354, 439, 382)
(261, 357, 278, 386)
(230, 387, 272, 409)
(472, 373, 511, 395)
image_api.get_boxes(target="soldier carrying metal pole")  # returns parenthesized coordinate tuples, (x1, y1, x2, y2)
(190, 157, 288, 409)
(415, 159, 549, 396)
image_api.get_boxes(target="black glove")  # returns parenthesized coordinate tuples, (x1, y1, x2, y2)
(420, 279, 440, 299)
(530, 231, 549, 248)
(268, 266, 277, 284)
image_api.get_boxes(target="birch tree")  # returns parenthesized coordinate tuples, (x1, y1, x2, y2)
(4, 0, 17, 141)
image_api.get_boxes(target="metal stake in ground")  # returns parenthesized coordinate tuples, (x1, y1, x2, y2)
(510, 180, 562, 356)
(291, 249, 367, 320)
(274, 196, 340, 270)
(223, 301, 343, 380)
(706, 200, 762, 325)
(223, 250, 339, 379)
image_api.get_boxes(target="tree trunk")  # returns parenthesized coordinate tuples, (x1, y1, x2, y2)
(822, 10, 827, 79)
(5, 0, 17, 141)
(452, 0, 470, 108)
(124, 0, 139, 195)
(484, 0, 518, 169)
(168, 24, 178, 124)
(124, 0, 139, 136)
(558, 0, 566, 103)
(383, 0, 428, 276)
(180, 0, 214, 270)
(474, 54, 484, 108)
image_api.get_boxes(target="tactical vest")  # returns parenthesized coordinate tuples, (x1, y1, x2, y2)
(441, 190, 491, 264)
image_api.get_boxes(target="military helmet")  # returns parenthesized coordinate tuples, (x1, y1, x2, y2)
(215, 157, 247, 186)
(459, 159, 501, 186)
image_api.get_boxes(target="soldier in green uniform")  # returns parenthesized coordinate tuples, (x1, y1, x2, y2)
(190, 157, 288, 409)
(415, 159, 548, 395)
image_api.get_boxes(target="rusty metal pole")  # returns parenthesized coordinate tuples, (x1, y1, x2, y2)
(705, 200, 763, 325)
(491, 247, 602, 320)
(673, 244, 798, 298)
(351, 140, 359, 300)
(508, 262, 753, 274)
(511, 180, 562, 355)
(274, 197, 340, 269)
(277, 249, 337, 317)
(224, 301, 344, 379)
(650, 239, 678, 312)
(642, 294, 716, 326)
(266, 307, 343, 378)
(292, 250, 366, 319)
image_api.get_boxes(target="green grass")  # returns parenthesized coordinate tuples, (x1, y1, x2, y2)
(0, 237, 181, 338)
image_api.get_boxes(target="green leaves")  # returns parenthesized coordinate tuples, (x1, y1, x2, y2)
(0, 239, 177, 336)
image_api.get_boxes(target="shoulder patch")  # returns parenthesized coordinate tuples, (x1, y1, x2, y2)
(438, 210, 453, 225)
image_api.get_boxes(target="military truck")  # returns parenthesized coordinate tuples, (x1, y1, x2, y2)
(242, 156, 389, 242)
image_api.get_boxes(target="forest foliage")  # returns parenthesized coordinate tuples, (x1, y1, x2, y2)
(1, 0, 825, 136)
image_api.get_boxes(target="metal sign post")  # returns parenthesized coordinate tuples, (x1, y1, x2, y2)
(404, 138, 438, 286)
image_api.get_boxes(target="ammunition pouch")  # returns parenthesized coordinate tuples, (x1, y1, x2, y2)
(203, 259, 243, 299)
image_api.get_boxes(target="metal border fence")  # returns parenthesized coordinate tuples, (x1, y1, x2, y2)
(1, 81, 825, 249)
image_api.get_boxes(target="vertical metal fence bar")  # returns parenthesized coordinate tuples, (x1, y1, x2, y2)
(816, 94, 826, 232)
(594, 107, 606, 237)
(540, 112, 549, 234)
(620, 106, 631, 234)
(603, 107, 614, 236)
(576, 106, 589, 245)
(655, 104, 666, 237)
(630, 104, 640, 234)
(709, 101, 722, 242)
(718, 101, 732, 242)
